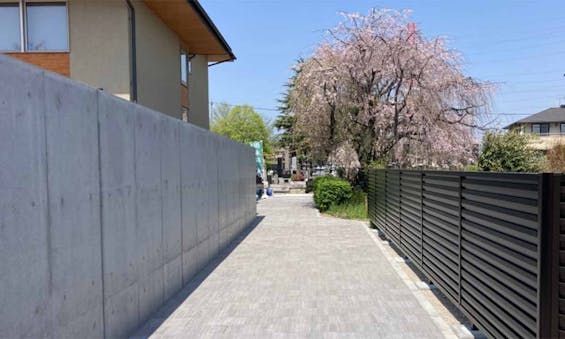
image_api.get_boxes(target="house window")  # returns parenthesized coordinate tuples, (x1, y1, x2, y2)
(531, 123, 549, 135)
(0, 1, 68, 52)
(561, 123, 565, 135)
(26, 3, 68, 51)
(0, 4, 21, 51)
(180, 49, 188, 85)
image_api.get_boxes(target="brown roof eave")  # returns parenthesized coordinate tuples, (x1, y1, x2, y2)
(186, 0, 236, 62)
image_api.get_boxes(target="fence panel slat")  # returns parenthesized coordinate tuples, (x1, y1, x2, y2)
(367, 169, 561, 338)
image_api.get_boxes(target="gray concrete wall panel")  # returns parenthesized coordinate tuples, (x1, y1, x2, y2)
(98, 93, 139, 338)
(164, 255, 183, 301)
(103, 283, 139, 339)
(98, 94, 137, 297)
(195, 130, 210, 245)
(0, 55, 256, 338)
(43, 72, 104, 338)
(135, 105, 163, 277)
(161, 117, 182, 264)
(180, 124, 198, 252)
(0, 57, 50, 339)
(134, 105, 165, 325)
(138, 267, 164, 323)
(160, 117, 182, 300)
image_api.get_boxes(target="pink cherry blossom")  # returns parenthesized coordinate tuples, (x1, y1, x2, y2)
(291, 8, 492, 170)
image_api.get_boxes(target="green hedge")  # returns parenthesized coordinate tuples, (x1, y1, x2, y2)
(311, 176, 328, 192)
(313, 176, 353, 212)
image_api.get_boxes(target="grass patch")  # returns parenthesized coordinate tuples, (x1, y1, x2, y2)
(324, 190, 368, 221)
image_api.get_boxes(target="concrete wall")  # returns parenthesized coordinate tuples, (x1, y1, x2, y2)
(68, 0, 131, 99)
(133, 0, 182, 120)
(188, 55, 210, 129)
(0, 55, 256, 338)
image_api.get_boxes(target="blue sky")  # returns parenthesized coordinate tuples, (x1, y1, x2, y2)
(202, 0, 565, 128)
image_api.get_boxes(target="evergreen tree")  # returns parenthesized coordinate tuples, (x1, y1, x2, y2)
(274, 62, 309, 163)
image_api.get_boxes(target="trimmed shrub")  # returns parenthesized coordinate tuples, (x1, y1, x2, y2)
(313, 176, 353, 212)
(478, 131, 543, 172)
(311, 175, 333, 192)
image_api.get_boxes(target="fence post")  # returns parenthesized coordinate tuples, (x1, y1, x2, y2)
(420, 172, 424, 266)
(371, 169, 374, 223)
(384, 170, 387, 235)
(457, 174, 463, 305)
(368, 169, 372, 225)
(539, 173, 560, 338)
(367, 169, 377, 223)
(399, 170, 402, 251)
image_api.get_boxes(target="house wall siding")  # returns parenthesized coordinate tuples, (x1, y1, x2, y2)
(181, 85, 189, 108)
(133, 0, 181, 120)
(188, 54, 209, 129)
(68, 0, 131, 99)
(5, 52, 70, 77)
(4, 0, 213, 126)
(516, 122, 565, 150)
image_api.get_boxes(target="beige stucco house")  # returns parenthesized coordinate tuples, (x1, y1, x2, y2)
(505, 106, 565, 150)
(0, 0, 235, 129)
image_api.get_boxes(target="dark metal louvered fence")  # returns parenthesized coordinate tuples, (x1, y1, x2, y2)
(367, 169, 562, 338)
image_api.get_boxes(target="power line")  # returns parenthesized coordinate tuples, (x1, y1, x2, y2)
(211, 101, 280, 112)
(465, 50, 565, 66)
(212, 96, 565, 113)
(461, 40, 565, 57)
(496, 87, 565, 95)
(448, 26, 565, 44)
(444, 18, 565, 34)
(469, 68, 562, 78)
(491, 113, 532, 116)
(493, 95, 565, 104)
(493, 78, 565, 85)
(212, 101, 541, 117)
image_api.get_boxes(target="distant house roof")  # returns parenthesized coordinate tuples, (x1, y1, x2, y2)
(504, 106, 565, 129)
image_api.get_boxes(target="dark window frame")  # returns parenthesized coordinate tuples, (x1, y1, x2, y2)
(531, 123, 550, 135)
(0, 3, 22, 52)
(0, 1, 68, 53)
(180, 49, 188, 86)
(25, 2, 69, 52)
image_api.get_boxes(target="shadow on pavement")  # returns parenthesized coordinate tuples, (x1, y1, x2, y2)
(130, 215, 266, 338)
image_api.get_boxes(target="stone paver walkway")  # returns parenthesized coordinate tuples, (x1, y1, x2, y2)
(131, 195, 446, 338)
